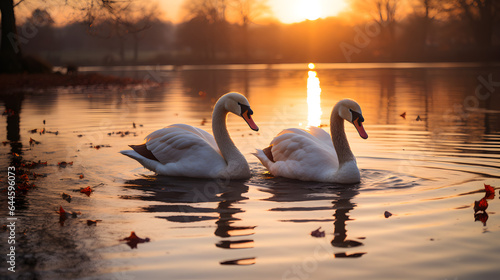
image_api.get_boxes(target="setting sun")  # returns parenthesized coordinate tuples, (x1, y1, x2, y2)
(271, 0, 348, 24)
(299, 0, 321, 21)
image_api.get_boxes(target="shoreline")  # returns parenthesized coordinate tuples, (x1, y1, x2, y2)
(0, 72, 154, 93)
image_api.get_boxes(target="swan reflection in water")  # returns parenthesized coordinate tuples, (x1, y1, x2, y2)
(330, 186, 366, 258)
(261, 179, 366, 259)
(122, 176, 256, 265)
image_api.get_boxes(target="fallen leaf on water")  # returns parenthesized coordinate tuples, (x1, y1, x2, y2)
(474, 198, 488, 213)
(80, 186, 93, 196)
(310, 227, 325, 237)
(121, 231, 150, 249)
(474, 212, 488, 226)
(62, 192, 72, 202)
(58, 206, 68, 222)
(29, 137, 41, 145)
(3, 109, 15, 116)
(484, 184, 495, 199)
(400, 112, 406, 119)
(46, 130, 58, 135)
(384, 211, 393, 218)
(17, 181, 36, 193)
(21, 160, 47, 168)
(58, 161, 73, 167)
(416, 115, 422, 121)
(334, 252, 366, 258)
(87, 220, 102, 226)
(79, 174, 84, 179)
(220, 257, 256, 265)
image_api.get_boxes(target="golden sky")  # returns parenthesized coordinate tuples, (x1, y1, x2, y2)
(158, 0, 348, 24)
(14, 0, 349, 25)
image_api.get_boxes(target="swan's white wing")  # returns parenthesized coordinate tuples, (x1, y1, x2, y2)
(139, 124, 226, 177)
(260, 128, 339, 182)
(307, 126, 334, 149)
(163, 124, 219, 154)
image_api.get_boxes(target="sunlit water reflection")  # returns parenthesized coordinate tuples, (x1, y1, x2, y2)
(1, 63, 500, 280)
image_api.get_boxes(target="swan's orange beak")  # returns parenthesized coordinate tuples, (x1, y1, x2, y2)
(353, 117, 368, 139)
(242, 110, 259, 131)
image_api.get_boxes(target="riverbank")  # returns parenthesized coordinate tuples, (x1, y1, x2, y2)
(0, 72, 152, 92)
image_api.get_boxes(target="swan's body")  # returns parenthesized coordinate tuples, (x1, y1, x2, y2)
(121, 92, 259, 179)
(254, 99, 367, 183)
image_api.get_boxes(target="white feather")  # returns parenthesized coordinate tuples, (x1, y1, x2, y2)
(254, 99, 366, 184)
(121, 92, 257, 179)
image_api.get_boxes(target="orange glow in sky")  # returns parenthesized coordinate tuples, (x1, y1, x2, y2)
(157, 0, 348, 24)
(15, 0, 349, 25)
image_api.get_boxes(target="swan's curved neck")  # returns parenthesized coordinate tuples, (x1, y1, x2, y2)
(330, 109, 355, 166)
(212, 101, 246, 165)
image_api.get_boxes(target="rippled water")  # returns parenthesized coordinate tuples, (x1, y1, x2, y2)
(1, 63, 500, 280)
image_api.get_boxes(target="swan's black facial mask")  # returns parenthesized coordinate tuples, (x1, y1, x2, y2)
(239, 103, 259, 131)
(350, 109, 368, 139)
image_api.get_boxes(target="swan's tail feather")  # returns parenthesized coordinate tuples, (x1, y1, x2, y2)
(262, 145, 275, 162)
(129, 144, 159, 161)
(120, 150, 159, 173)
(253, 149, 274, 171)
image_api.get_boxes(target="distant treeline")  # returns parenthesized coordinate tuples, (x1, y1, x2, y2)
(13, 8, 500, 66)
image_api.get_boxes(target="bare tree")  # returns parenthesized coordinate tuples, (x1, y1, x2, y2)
(447, 0, 500, 47)
(1, 0, 23, 72)
(181, 0, 230, 60)
(409, 0, 443, 50)
(230, 0, 270, 60)
(350, 0, 400, 42)
(84, 1, 159, 63)
(1, 0, 148, 72)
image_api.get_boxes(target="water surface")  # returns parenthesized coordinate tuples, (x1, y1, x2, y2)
(1, 63, 500, 280)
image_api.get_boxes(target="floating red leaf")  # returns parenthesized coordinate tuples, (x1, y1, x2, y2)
(79, 174, 84, 179)
(474, 198, 488, 213)
(58, 206, 68, 222)
(310, 227, 325, 237)
(80, 186, 93, 196)
(484, 184, 495, 199)
(121, 231, 150, 249)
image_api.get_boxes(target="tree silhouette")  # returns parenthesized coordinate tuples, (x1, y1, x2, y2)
(230, 0, 271, 60)
(450, 0, 500, 47)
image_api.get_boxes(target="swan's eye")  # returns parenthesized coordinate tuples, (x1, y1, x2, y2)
(238, 102, 253, 116)
(349, 109, 364, 123)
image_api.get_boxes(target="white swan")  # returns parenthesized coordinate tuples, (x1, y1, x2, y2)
(121, 92, 259, 179)
(254, 99, 367, 183)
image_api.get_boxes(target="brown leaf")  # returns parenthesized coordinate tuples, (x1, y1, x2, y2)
(310, 227, 325, 237)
